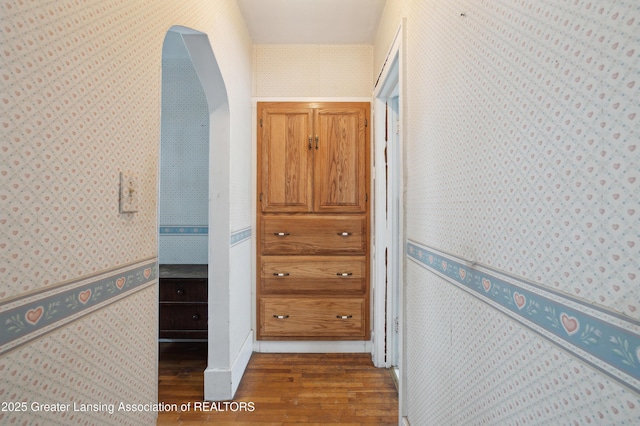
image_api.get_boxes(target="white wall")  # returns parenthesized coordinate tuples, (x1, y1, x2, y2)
(0, 0, 253, 424)
(375, 0, 640, 424)
(253, 44, 373, 98)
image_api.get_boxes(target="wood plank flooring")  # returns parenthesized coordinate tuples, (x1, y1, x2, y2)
(157, 342, 398, 425)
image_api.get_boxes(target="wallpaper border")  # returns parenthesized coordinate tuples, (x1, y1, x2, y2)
(230, 227, 252, 247)
(158, 226, 251, 246)
(407, 240, 640, 394)
(0, 259, 158, 355)
(159, 226, 208, 235)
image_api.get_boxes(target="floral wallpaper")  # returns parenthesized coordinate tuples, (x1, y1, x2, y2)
(0, 0, 252, 424)
(375, 0, 640, 423)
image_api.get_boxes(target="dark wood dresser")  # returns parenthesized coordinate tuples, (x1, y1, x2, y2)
(159, 264, 208, 340)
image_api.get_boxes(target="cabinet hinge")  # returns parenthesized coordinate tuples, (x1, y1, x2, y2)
(364, 118, 368, 127)
(259, 193, 263, 201)
(260, 118, 263, 127)
(366, 193, 369, 202)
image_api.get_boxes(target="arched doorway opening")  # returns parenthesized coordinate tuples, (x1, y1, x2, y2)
(160, 26, 237, 400)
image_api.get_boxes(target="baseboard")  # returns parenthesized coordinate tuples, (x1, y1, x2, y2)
(204, 330, 253, 401)
(231, 330, 254, 396)
(253, 340, 372, 353)
(391, 367, 400, 391)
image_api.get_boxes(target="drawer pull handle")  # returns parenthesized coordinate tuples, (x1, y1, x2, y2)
(273, 314, 289, 319)
(336, 315, 353, 319)
(273, 272, 290, 277)
(192, 314, 200, 320)
(176, 289, 184, 296)
(274, 232, 290, 237)
(338, 232, 352, 237)
(337, 272, 353, 277)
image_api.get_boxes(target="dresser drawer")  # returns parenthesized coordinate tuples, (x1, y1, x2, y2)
(159, 303, 208, 336)
(261, 256, 366, 294)
(261, 216, 366, 255)
(259, 297, 367, 339)
(159, 279, 207, 302)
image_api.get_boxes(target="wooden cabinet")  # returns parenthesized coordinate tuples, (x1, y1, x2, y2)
(257, 102, 370, 341)
(159, 264, 208, 340)
(259, 103, 368, 214)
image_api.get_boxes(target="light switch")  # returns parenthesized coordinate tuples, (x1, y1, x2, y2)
(119, 172, 138, 213)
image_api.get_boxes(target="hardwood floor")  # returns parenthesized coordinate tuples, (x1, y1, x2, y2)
(157, 342, 399, 425)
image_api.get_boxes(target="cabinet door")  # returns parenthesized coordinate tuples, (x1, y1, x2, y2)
(259, 104, 314, 213)
(314, 103, 369, 213)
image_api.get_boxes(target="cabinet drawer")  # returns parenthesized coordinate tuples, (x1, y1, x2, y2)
(261, 256, 366, 294)
(261, 216, 366, 255)
(159, 303, 208, 332)
(159, 279, 207, 302)
(259, 297, 366, 339)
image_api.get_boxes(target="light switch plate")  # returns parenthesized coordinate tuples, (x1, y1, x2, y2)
(119, 172, 138, 213)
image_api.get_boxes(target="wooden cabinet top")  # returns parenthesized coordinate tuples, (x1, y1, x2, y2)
(159, 264, 208, 279)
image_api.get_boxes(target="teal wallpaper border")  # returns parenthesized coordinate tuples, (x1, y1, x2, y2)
(230, 227, 252, 246)
(159, 226, 208, 235)
(158, 226, 252, 246)
(407, 240, 640, 394)
(0, 259, 157, 355)
(1, 227, 253, 355)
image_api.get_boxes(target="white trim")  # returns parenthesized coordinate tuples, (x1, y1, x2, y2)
(203, 368, 233, 401)
(371, 20, 404, 369)
(374, 25, 402, 94)
(231, 330, 254, 396)
(203, 330, 254, 400)
(397, 17, 408, 424)
(372, 94, 388, 367)
(254, 340, 371, 353)
(371, 18, 408, 424)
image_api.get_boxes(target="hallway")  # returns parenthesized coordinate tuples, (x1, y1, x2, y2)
(157, 343, 399, 425)
(2, 1, 639, 425)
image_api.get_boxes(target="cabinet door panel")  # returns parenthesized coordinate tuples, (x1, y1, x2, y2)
(314, 104, 368, 213)
(259, 105, 313, 212)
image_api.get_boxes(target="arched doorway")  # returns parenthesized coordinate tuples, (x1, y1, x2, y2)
(160, 26, 238, 400)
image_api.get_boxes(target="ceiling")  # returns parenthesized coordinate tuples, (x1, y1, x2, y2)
(236, 0, 387, 44)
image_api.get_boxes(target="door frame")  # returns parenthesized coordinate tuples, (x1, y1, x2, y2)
(371, 18, 406, 419)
